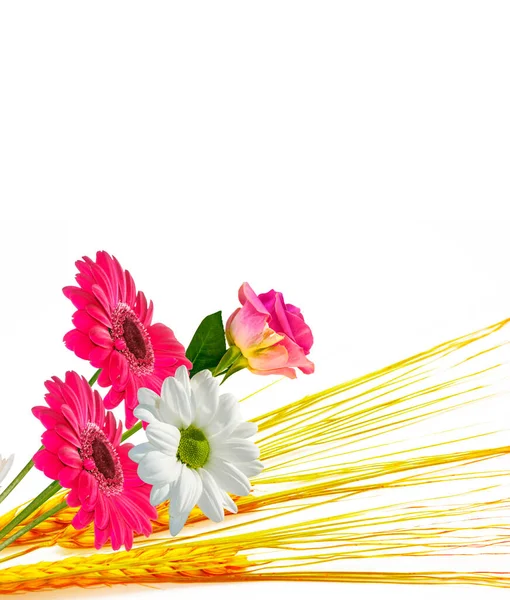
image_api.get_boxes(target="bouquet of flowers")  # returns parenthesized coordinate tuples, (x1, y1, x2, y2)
(0, 251, 509, 594)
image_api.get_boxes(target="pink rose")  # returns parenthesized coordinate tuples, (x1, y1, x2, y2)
(225, 283, 314, 379)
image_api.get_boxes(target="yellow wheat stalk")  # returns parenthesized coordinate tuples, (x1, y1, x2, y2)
(2, 495, 510, 594)
(5, 317, 509, 548)
(1, 318, 510, 593)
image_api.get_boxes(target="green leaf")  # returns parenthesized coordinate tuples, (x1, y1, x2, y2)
(213, 345, 242, 376)
(186, 311, 227, 377)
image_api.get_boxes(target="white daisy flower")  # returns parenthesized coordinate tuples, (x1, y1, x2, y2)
(129, 366, 263, 536)
(0, 454, 14, 489)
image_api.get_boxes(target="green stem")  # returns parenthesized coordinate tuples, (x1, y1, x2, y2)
(0, 480, 62, 543)
(0, 452, 39, 505)
(122, 421, 142, 441)
(0, 500, 67, 552)
(88, 368, 102, 387)
(0, 369, 101, 507)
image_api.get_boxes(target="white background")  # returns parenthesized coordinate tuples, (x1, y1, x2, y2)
(1, 2, 510, 598)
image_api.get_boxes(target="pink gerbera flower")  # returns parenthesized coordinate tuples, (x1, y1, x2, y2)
(32, 371, 157, 550)
(63, 251, 192, 428)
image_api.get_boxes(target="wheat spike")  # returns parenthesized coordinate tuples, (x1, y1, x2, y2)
(0, 318, 509, 595)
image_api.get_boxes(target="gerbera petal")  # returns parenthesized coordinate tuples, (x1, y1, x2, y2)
(94, 522, 110, 550)
(72, 507, 95, 530)
(63, 330, 94, 359)
(58, 446, 82, 469)
(109, 352, 130, 392)
(33, 449, 64, 480)
(86, 303, 112, 328)
(59, 466, 81, 488)
(103, 388, 124, 410)
(89, 326, 113, 349)
(78, 470, 99, 509)
(89, 346, 113, 368)
(41, 429, 66, 454)
(72, 309, 99, 333)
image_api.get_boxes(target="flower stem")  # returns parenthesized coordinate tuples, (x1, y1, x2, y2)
(0, 452, 40, 505)
(88, 368, 102, 387)
(122, 421, 142, 441)
(0, 480, 62, 543)
(0, 499, 67, 552)
(0, 369, 101, 507)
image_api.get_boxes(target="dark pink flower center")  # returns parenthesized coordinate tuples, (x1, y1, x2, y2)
(80, 423, 123, 496)
(111, 303, 155, 375)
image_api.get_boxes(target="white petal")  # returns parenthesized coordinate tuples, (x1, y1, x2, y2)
(206, 457, 250, 496)
(192, 372, 220, 429)
(138, 451, 179, 485)
(174, 365, 191, 398)
(146, 422, 180, 456)
(161, 376, 192, 428)
(137, 388, 161, 411)
(197, 468, 224, 523)
(128, 442, 155, 464)
(211, 438, 260, 463)
(171, 465, 203, 515)
(169, 503, 191, 537)
(0, 454, 14, 486)
(205, 393, 241, 439)
(150, 483, 171, 506)
(168, 466, 203, 536)
(220, 490, 238, 514)
(236, 460, 264, 478)
(231, 421, 258, 439)
(133, 405, 159, 425)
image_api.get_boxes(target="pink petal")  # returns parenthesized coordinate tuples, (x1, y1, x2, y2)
(32, 406, 66, 429)
(72, 507, 95, 530)
(94, 522, 110, 549)
(59, 466, 81, 488)
(104, 388, 124, 410)
(33, 449, 64, 480)
(89, 346, 113, 368)
(42, 430, 66, 454)
(66, 488, 81, 507)
(91, 283, 112, 314)
(89, 326, 113, 349)
(55, 423, 81, 447)
(95, 492, 110, 530)
(78, 470, 99, 510)
(60, 404, 82, 436)
(86, 303, 112, 328)
(62, 286, 95, 310)
(58, 446, 82, 469)
(109, 352, 129, 392)
(98, 368, 111, 387)
(63, 329, 94, 360)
